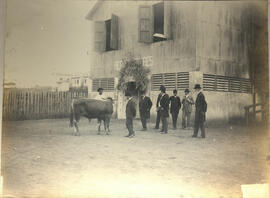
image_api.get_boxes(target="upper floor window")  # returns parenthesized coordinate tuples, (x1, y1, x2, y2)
(139, 2, 171, 43)
(94, 14, 119, 52)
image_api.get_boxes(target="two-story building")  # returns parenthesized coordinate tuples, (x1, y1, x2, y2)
(86, 0, 268, 122)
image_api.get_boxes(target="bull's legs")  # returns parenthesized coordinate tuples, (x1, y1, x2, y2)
(105, 118, 110, 135)
(97, 120, 101, 135)
(73, 121, 80, 136)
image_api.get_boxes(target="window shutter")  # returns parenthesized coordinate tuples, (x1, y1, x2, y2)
(138, 5, 153, 43)
(110, 14, 119, 50)
(92, 79, 100, 91)
(151, 74, 163, 91)
(164, 2, 172, 40)
(163, 73, 176, 90)
(203, 74, 216, 91)
(241, 78, 251, 93)
(94, 21, 106, 52)
(216, 75, 229, 92)
(229, 77, 241, 93)
(92, 78, 115, 91)
(177, 72, 189, 90)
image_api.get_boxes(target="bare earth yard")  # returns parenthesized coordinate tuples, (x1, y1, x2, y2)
(2, 118, 270, 198)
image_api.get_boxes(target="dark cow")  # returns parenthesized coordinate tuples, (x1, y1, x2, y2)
(69, 97, 113, 136)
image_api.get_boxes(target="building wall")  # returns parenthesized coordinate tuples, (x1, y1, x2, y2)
(195, 1, 253, 78)
(88, 1, 267, 122)
(89, 1, 260, 78)
(90, 1, 197, 78)
(149, 90, 252, 126)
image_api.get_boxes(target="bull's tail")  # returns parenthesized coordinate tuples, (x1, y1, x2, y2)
(69, 99, 75, 127)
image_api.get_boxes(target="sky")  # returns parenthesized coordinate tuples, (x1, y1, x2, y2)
(4, 0, 94, 88)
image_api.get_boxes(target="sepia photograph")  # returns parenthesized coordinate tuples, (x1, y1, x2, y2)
(0, 0, 269, 197)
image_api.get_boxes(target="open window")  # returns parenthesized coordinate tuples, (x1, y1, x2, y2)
(94, 14, 119, 52)
(153, 2, 165, 42)
(138, 2, 171, 43)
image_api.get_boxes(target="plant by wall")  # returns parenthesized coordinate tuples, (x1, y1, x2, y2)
(117, 56, 150, 94)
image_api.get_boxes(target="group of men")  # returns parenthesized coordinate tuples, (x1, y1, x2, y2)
(94, 84, 207, 139)
(124, 84, 207, 139)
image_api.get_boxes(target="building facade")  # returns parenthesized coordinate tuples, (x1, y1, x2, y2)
(56, 75, 91, 92)
(86, 0, 268, 122)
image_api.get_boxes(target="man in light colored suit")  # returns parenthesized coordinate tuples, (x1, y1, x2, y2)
(182, 88, 194, 129)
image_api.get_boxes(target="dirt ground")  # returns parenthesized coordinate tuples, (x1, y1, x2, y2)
(2, 118, 270, 198)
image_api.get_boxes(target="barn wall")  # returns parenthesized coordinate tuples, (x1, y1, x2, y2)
(149, 90, 252, 126)
(89, 1, 262, 78)
(195, 1, 254, 78)
(87, 1, 267, 122)
(90, 1, 197, 77)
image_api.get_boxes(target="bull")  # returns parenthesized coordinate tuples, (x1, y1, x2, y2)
(69, 97, 113, 136)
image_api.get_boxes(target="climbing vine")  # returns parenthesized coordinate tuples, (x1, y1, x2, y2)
(117, 56, 150, 94)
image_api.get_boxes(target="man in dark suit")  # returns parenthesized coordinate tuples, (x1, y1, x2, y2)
(169, 89, 181, 129)
(158, 85, 170, 134)
(192, 84, 207, 138)
(154, 91, 162, 129)
(139, 92, 152, 130)
(125, 92, 136, 138)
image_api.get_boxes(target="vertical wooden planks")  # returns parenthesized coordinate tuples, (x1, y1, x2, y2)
(2, 89, 88, 120)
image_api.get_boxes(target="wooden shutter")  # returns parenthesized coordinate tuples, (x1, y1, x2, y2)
(241, 78, 251, 93)
(107, 78, 115, 91)
(110, 14, 119, 50)
(164, 1, 172, 40)
(203, 74, 216, 91)
(177, 72, 189, 90)
(151, 74, 163, 91)
(229, 77, 241, 93)
(163, 73, 176, 90)
(92, 78, 115, 91)
(92, 79, 100, 91)
(216, 75, 229, 92)
(138, 5, 153, 43)
(94, 21, 106, 52)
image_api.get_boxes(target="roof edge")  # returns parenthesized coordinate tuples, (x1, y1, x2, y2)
(85, 0, 104, 20)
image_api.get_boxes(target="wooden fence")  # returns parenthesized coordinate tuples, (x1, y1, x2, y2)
(2, 90, 88, 121)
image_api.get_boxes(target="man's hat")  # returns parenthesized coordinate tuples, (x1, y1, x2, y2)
(160, 85, 166, 92)
(97, 88, 103, 92)
(184, 88, 190, 93)
(194, 84, 201, 90)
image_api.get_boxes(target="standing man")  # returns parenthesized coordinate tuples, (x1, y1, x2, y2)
(95, 88, 106, 100)
(192, 84, 207, 138)
(139, 92, 152, 131)
(159, 85, 170, 134)
(125, 92, 136, 138)
(154, 88, 163, 129)
(182, 88, 194, 129)
(169, 89, 181, 129)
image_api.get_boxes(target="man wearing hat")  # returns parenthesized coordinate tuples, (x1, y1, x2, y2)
(182, 88, 194, 129)
(158, 85, 170, 134)
(95, 88, 106, 100)
(169, 89, 181, 129)
(125, 92, 136, 138)
(154, 86, 163, 129)
(192, 84, 207, 138)
(139, 91, 153, 131)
